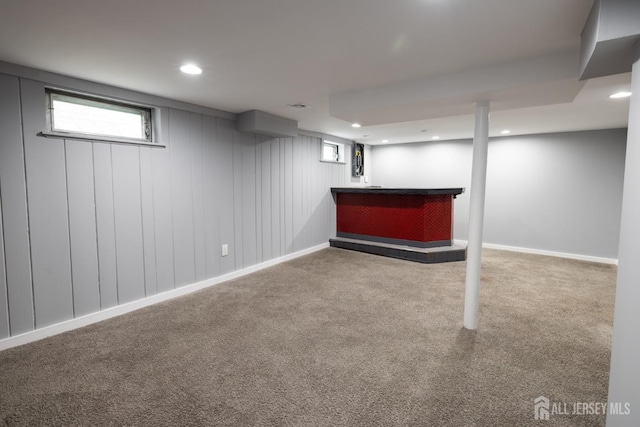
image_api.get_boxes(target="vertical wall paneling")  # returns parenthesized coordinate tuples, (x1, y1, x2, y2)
(292, 137, 303, 252)
(111, 144, 145, 303)
(270, 138, 280, 259)
(0, 69, 352, 339)
(262, 137, 272, 261)
(0, 191, 8, 339)
(255, 136, 263, 264)
(325, 157, 330, 242)
(65, 139, 100, 317)
(306, 137, 313, 247)
(321, 142, 329, 244)
(217, 119, 235, 274)
(301, 137, 308, 250)
(232, 130, 244, 269)
(311, 138, 318, 245)
(307, 137, 313, 246)
(306, 137, 312, 249)
(170, 109, 196, 287)
(0, 75, 34, 334)
(315, 138, 323, 245)
(151, 108, 175, 293)
(319, 157, 324, 244)
(310, 138, 319, 246)
(139, 147, 158, 297)
(22, 79, 74, 328)
(306, 137, 313, 245)
(278, 138, 288, 256)
(0, 85, 9, 338)
(328, 160, 335, 239)
(284, 138, 294, 254)
(202, 115, 221, 278)
(310, 137, 318, 246)
(318, 153, 324, 245)
(93, 143, 119, 308)
(190, 113, 206, 282)
(242, 133, 257, 267)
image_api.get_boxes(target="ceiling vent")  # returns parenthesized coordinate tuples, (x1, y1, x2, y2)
(287, 103, 311, 109)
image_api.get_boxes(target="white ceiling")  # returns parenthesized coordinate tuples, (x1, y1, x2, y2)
(0, 0, 631, 145)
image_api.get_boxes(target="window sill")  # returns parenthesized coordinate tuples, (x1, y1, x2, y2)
(320, 160, 347, 164)
(38, 131, 166, 147)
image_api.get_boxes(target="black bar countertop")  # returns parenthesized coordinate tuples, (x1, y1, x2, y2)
(331, 187, 465, 196)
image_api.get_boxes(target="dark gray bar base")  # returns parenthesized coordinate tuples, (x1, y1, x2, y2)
(336, 232, 451, 248)
(329, 237, 467, 264)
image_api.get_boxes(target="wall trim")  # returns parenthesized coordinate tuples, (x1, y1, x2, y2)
(0, 243, 329, 352)
(454, 239, 618, 265)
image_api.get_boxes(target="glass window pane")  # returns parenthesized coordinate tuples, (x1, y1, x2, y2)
(323, 143, 338, 161)
(48, 91, 151, 141)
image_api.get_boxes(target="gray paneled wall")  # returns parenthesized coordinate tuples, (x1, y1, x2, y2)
(0, 73, 346, 339)
(0, 75, 33, 336)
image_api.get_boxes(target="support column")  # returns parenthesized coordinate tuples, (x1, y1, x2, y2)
(463, 100, 490, 330)
(606, 42, 640, 427)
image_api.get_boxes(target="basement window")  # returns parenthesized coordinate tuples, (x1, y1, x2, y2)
(321, 140, 345, 163)
(45, 89, 154, 144)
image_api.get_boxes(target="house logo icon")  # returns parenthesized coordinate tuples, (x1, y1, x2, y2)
(534, 396, 550, 420)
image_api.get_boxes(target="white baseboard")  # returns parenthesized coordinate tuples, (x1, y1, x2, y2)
(0, 243, 329, 352)
(454, 240, 618, 265)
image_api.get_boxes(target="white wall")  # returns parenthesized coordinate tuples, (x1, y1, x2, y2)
(372, 129, 627, 259)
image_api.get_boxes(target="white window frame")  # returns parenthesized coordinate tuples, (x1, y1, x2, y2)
(321, 140, 346, 163)
(43, 89, 159, 146)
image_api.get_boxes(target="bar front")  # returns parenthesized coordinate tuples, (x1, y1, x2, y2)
(330, 187, 466, 263)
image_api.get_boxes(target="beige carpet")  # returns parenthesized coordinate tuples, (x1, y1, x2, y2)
(0, 248, 616, 426)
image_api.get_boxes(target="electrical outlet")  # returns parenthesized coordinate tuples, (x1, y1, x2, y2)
(364, 176, 368, 183)
(221, 244, 229, 257)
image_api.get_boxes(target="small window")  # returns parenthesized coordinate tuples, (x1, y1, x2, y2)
(46, 90, 153, 143)
(321, 140, 345, 163)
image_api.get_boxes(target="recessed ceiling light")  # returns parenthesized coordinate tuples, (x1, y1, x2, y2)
(180, 64, 202, 75)
(501, 130, 511, 134)
(432, 136, 440, 140)
(352, 123, 362, 128)
(610, 91, 632, 99)
(382, 139, 389, 143)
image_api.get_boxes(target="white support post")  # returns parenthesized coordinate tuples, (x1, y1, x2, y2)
(463, 100, 490, 330)
(606, 42, 640, 427)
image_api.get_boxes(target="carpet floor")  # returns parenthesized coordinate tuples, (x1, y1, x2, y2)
(0, 248, 616, 426)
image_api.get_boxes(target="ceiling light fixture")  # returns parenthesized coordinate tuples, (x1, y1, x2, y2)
(501, 130, 511, 134)
(432, 136, 440, 140)
(382, 139, 389, 143)
(352, 123, 362, 128)
(180, 64, 203, 75)
(610, 91, 632, 99)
